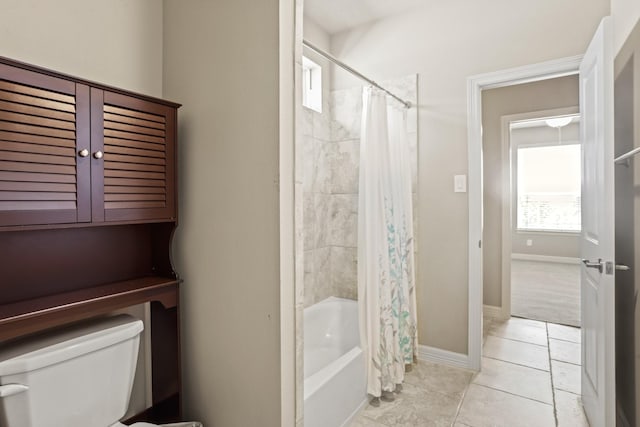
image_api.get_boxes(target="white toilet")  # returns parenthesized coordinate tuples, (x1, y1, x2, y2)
(0, 314, 160, 427)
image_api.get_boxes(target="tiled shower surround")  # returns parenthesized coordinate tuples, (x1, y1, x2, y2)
(299, 75, 418, 307)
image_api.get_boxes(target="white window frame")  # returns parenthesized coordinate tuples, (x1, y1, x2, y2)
(302, 56, 322, 113)
(514, 140, 582, 234)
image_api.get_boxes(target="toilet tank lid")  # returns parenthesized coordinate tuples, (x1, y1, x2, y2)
(0, 314, 143, 377)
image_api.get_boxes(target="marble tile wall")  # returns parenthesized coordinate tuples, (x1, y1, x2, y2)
(301, 74, 418, 308)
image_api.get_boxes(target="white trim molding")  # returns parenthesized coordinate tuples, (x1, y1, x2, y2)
(500, 114, 512, 323)
(280, 0, 296, 425)
(417, 345, 473, 370)
(511, 253, 581, 264)
(466, 55, 583, 372)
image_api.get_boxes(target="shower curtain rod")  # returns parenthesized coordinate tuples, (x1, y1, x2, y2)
(303, 40, 412, 109)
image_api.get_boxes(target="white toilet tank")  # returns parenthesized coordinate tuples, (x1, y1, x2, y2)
(0, 314, 144, 427)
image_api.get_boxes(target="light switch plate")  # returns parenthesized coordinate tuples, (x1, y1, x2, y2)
(454, 175, 467, 193)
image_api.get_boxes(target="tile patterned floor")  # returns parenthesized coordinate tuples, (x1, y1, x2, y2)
(349, 316, 589, 427)
(349, 361, 474, 426)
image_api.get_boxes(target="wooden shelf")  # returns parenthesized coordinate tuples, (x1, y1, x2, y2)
(0, 276, 180, 341)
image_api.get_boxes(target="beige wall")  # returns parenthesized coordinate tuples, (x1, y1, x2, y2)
(612, 0, 640, 54)
(482, 77, 579, 307)
(330, 0, 608, 353)
(512, 232, 580, 258)
(163, 1, 282, 426)
(304, 15, 330, 50)
(0, 0, 163, 97)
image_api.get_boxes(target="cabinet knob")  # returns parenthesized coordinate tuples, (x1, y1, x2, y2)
(78, 149, 89, 158)
(93, 151, 104, 160)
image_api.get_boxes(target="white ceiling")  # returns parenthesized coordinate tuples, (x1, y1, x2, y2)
(304, 0, 426, 34)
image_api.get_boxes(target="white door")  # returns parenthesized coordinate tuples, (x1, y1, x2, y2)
(579, 16, 615, 427)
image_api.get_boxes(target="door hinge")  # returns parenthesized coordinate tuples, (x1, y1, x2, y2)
(478, 240, 482, 248)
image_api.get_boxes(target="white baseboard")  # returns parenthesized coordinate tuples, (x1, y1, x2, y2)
(417, 345, 473, 370)
(511, 253, 580, 264)
(483, 304, 504, 319)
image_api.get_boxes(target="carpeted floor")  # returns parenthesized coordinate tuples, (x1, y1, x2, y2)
(511, 259, 581, 327)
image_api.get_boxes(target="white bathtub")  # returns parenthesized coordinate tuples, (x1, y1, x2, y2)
(304, 297, 367, 427)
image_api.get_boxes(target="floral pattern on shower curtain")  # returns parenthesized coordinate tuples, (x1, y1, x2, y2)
(358, 87, 418, 398)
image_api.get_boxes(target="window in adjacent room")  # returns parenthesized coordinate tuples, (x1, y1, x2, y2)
(516, 142, 582, 232)
(302, 56, 322, 113)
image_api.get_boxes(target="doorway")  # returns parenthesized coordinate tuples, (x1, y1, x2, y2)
(466, 57, 583, 370)
(479, 76, 581, 325)
(506, 112, 582, 327)
(473, 75, 588, 424)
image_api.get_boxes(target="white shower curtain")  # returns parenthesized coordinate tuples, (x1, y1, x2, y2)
(358, 87, 417, 398)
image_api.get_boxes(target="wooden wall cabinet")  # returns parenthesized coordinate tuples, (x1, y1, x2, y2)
(0, 57, 183, 424)
(0, 62, 90, 226)
(92, 89, 176, 223)
(0, 60, 177, 228)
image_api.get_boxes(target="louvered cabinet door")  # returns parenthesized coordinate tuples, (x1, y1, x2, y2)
(91, 89, 176, 222)
(0, 63, 90, 227)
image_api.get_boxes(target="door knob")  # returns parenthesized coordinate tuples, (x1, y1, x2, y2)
(582, 258, 603, 273)
(93, 150, 103, 160)
(78, 149, 89, 158)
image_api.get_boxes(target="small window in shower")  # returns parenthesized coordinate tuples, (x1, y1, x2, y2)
(302, 56, 322, 113)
